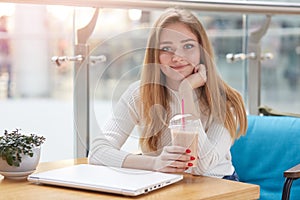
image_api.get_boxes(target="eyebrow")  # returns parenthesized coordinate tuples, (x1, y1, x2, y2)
(159, 38, 197, 45)
(181, 39, 197, 43)
(159, 41, 172, 45)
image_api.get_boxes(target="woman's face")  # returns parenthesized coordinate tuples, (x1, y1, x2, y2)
(159, 22, 201, 88)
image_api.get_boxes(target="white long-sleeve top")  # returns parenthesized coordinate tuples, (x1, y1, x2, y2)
(88, 81, 234, 178)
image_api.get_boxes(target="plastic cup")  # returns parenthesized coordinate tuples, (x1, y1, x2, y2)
(169, 114, 200, 166)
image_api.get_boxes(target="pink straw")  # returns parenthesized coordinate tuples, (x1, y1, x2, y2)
(181, 98, 185, 127)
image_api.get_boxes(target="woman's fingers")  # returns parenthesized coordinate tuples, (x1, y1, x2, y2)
(166, 153, 192, 162)
(163, 146, 194, 167)
(164, 145, 187, 154)
(181, 64, 207, 89)
(194, 65, 200, 73)
(159, 166, 187, 173)
(199, 64, 207, 81)
(154, 145, 195, 173)
(163, 146, 192, 161)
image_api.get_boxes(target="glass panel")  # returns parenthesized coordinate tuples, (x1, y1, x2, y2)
(253, 0, 300, 114)
(259, 15, 300, 113)
(2, 2, 299, 159)
(89, 9, 147, 153)
(89, 9, 245, 153)
(0, 3, 75, 162)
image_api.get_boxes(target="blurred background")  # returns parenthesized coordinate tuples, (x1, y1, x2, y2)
(0, 1, 299, 162)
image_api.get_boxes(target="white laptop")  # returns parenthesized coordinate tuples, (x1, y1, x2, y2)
(27, 164, 183, 196)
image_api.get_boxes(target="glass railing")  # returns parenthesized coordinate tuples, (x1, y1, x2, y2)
(0, 0, 299, 159)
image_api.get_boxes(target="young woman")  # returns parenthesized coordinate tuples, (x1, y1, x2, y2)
(89, 7, 247, 181)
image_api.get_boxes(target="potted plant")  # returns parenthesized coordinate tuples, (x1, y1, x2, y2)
(0, 129, 46, 180)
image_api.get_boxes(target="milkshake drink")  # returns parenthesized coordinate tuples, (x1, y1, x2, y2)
(169, 114, 200, 165)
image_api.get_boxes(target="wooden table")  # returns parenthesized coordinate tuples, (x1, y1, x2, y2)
(0, 158, 260, 200)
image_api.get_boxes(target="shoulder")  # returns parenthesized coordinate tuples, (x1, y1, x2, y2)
(122, 81, 141, 98)
(127, 80, 140, 92)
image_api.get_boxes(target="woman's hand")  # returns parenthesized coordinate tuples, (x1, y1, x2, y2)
(177, 64, 206, 118)
(180, 64, 207, 90)
(152, 146, 194, 173)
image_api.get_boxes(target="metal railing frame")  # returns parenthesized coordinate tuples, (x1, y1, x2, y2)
(0, 0, 299, 157)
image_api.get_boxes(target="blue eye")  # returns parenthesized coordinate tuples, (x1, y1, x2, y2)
(161, 46, 173, 52)
(184, 44, 194, 49)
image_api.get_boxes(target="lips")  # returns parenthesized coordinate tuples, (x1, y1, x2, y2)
(170, 64, 188, 70)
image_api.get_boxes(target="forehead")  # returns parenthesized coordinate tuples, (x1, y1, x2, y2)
(160, 22, 198, 42)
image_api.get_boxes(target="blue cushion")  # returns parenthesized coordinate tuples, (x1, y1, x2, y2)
(231, 115, 300, 200)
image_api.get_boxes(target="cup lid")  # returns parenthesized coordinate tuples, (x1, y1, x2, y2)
(169, 114, 200, 128)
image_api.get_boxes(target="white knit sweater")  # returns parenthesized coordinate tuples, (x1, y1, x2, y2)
(89, 81, 235, 178)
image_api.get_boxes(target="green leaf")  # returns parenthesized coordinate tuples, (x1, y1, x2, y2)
(0, 129, 45, 166)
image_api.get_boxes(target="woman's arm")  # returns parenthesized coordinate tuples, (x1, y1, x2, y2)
(178, 64, 233, 175)
(123, 145, 193, 173)
(88, 82, 140, 167)
(178, 64, 207, 117)
(89, 82, 194, 172)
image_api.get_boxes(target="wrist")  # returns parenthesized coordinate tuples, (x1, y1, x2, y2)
(149, 156, 157, 171)
(123, 154, 157, 171)
(179, 79, 192, 93)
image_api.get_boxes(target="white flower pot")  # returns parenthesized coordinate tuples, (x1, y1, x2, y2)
(0, 147, 41, 180)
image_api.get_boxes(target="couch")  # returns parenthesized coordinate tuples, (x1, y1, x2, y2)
(231, 115, 300, 200)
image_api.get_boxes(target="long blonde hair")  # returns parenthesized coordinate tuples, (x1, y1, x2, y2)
(140, 8, 247, 152)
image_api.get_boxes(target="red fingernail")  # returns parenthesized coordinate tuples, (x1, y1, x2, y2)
(190, 156, 195, 160)
(188, 163, 193, 167)
(185, 167, 188, 170)
(186, 149, 191, 153)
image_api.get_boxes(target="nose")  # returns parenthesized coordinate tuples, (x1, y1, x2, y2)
(171, 49, 185, 62)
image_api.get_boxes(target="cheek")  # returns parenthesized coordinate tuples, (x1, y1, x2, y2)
(159, 65, 176, 79)
(187, 51, 201, 65)
(159, 54, 169, 65)
(159, 64, 168, 76)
